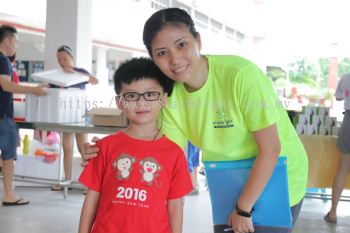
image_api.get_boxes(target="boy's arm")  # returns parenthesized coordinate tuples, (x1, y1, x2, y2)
(78, 189, 100, 233)
(0, 74, 47, 95)
(167, 198, 184, 233)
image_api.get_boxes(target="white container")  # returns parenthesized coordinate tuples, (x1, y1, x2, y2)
(25, 88, 86, 123)
(13, 93, 26, 121)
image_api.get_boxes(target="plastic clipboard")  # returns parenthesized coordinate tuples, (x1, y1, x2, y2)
(204, 156, 292, 228)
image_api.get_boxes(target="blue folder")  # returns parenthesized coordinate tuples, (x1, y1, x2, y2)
(204, 156, 292, 228)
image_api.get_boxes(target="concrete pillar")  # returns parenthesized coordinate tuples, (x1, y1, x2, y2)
(44, 0, 92, 71)
(95, 46, 108, 87)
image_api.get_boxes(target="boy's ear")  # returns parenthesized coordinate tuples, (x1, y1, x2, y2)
(160, 93, 168, 107)
(115, 96, 124, 110)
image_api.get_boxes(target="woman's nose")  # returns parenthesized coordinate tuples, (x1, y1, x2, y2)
(169, 51, 181, 65)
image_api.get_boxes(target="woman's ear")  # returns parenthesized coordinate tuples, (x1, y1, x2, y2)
(196, 32, 202, 51)
(115, 96, 124, 110)
(160, 93, 168, 107)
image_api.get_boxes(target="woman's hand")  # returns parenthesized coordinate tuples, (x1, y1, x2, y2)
(227, 210, 254, 233)
(62, 67, 75, 73)
(88, 76, 99, 85)
(81, 137, 100, 167)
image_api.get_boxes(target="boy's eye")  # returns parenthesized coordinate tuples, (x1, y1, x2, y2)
(145, 92, 154, 97)
(124, 93, 138, 100)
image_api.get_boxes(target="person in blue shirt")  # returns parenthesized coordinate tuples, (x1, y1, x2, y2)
(187, 141, 200, 195)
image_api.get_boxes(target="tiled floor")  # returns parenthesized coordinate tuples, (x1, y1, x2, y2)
(0, 180, 349, 233)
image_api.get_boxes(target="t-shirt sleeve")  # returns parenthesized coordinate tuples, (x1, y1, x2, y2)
(167, 147, 193, 200)
(79, 141, 106, 192)
(161, 107, 187, 149)
(334, 77, 345, 99)
(74, 67, 91, 76)
(0, 56, 11, 76)
(236, 64, 280, 131)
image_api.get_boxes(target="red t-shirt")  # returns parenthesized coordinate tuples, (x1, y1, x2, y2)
(79, 131, 193, 233)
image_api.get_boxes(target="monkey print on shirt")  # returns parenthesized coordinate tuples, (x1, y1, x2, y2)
(112, 154, 136, 181)
(112, 154, 162, 187)
(139, 157, 162, 187)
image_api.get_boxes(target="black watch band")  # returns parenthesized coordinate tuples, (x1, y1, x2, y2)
(235, 204, 253, 218)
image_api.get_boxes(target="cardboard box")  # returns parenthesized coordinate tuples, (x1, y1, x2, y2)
(87, 108, 128, 127)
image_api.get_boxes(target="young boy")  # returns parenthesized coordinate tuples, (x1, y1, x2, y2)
(78, 57, 193, 233)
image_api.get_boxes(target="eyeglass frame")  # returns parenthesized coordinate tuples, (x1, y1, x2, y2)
(119, 91, 162, 101)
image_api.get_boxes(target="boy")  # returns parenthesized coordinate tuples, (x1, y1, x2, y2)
(78, 57, 193, 233)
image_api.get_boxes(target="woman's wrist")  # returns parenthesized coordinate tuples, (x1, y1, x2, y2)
(235, 204, 253, 218)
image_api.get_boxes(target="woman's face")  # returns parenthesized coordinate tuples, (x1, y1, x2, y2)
(57, 51, 74, 70)
(150, 25, 202, 83)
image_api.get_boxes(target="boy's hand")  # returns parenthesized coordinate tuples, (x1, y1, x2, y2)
(81, 137, 100, 167)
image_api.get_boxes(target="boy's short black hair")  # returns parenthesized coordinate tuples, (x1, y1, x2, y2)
(114, 57, 174, 96)
(0, 25, 17, 43)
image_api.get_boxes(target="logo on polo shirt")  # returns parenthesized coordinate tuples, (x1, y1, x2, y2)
(212, 106, 234, 128)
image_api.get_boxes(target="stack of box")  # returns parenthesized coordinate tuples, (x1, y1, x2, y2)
(295, 106, 338, 135)
(25, 88, 86, 123)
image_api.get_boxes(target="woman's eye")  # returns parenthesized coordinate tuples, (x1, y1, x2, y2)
(157, 50, 167, 57)
(178, 42, 187, 48)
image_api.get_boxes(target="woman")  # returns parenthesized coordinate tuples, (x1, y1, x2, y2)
(84, 8, 308, 233)
(51, 45, 98, 191)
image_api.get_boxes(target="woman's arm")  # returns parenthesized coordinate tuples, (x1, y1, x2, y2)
(228, 124, 281, 232)
(73, 70, 99, 85)
(168, 198, 184, 233)
(78, 189, 100, 233)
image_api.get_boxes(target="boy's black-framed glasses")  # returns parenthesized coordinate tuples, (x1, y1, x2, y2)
(121, 91, 162, 101)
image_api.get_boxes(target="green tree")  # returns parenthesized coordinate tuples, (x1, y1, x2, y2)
(338, 58, 350, 79)
(287, 57, 318, 87)
(318, 58, 330, 89)
(266, 66, 287, 86)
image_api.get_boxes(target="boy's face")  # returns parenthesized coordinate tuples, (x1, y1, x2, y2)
(116, 78, 167, 126)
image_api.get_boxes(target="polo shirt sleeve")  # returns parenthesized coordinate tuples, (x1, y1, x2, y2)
(235, 64, 280, 131)
(161, 106, 187, 149)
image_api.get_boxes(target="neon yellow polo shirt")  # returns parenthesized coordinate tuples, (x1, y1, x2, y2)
(161, 55, 308, 206)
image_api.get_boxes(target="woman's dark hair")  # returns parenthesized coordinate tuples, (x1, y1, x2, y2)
(114, 57, 174, 96)
(57, 45, 74, 57)
(143, 7, 198, 57)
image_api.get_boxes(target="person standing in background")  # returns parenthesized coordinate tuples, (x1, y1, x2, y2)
(324, 74, 350, 224)
(51, 45, 98, 191)
(187, 141, 200, 195)
(0, 25, 47, 206)
(0, 53, 19, 173)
